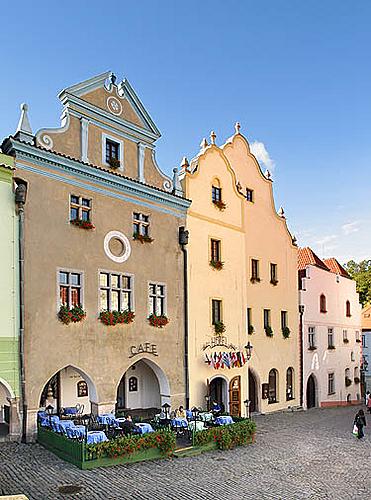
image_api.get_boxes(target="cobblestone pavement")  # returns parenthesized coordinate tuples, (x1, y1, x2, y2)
(0, 406, 370, 500)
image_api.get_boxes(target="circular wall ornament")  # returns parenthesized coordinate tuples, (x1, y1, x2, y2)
(107, 96, 123, 116)
(104, 231, 131, 263)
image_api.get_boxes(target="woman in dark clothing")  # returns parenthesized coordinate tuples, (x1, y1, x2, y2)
(354, 409, 366, 439)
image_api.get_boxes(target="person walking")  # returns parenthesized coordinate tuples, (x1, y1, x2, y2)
(354, 409, 367, 439)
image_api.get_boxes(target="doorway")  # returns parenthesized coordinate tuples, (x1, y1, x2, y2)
(248, 370, 258, 413)
(306, 374, 316, 409)
(209, 377, 227, 413)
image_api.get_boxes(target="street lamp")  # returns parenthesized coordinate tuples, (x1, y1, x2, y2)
(244, 399, 251, 419)
(244, 341, 253, 361)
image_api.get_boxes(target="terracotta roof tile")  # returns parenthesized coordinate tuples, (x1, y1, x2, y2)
(298, 247, 330, 271)
(323, 258, 350, 278)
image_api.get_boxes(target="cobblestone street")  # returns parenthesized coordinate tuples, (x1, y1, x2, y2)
(0, 406, 370, 500)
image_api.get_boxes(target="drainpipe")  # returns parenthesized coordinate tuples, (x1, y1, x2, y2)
(299, 304, 304, 408)
(179, 226, 190, 409)
(15, 181, 27, 442)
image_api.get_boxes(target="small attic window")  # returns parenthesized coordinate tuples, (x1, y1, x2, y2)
(246, 188, 254, 202)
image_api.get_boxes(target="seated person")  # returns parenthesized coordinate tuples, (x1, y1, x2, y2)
(120, 415, 139, 434)
(211, 400, 221, 415)
(175, 405, 187, 420)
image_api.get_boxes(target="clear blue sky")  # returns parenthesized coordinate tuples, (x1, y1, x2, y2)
(1, 0, 370, 263)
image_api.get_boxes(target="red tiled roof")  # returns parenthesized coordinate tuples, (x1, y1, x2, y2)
(323, 258, 350, 279)
(298, 247, 330, 271)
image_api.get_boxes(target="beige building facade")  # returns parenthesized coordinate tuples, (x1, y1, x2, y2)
(1, 72, 190, 439)
(181, 126, 300, 415)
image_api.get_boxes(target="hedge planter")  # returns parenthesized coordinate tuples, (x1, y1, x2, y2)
(58, 305, 86, 325)
(265, 326, 273, 337)
(209, 260, 224, 270)
(99, 310, 135, 326)
(212, 200, 227, 211)
(133, 233, 154, 244)
(282, 327, 290, 339)
(70, 219, 95, 230)
(148, 314, 169, 328)
(194, 418, 256, 450)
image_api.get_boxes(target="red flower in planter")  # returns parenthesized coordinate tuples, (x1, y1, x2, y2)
(148, 314, 169, 328)
(99, 310, 135, 326)
(70, 219, 95, 230)
(58, 305, 86, 325)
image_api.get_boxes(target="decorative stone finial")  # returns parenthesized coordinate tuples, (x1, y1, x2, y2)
(200, 138, 208, 151)
(180, 157, 189, 171)
(265, 169, 272, 180)
(110, 73, 117, 85)
(210, 131, 216, 145)
(172, 167, 183, 197)
(234, 122, 241, 134)
(15, 102, 34, 144)
(278, 206, 285, 218)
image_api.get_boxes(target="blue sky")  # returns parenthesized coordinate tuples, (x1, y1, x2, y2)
(1, 0, 370, 263)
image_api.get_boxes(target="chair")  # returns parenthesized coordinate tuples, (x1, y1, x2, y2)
(88, 414, 103, 431)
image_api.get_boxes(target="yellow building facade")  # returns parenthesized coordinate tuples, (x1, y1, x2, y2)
(181, 126, 299, 415)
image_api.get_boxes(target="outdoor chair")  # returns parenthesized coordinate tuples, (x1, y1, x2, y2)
(88, 413, 104, 431)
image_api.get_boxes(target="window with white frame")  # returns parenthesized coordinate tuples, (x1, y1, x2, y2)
(99, 272, 133, 311)
(308, 326, 315, 348)
(343, 329, 348, 342)
(355, 330, 360, 342)
(59, 270, 83, 308)
(351, 351, 355, 362)
(70, 195, 91, 222)
(133, 213, 150, 237)
(149, 283, 166, 316)
(328, 373, 335, 394)
(328, 328, 334, 348)
(106, 138, 120, 163)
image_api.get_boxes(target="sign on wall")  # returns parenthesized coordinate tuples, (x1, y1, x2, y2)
(129, 342, 158, 358)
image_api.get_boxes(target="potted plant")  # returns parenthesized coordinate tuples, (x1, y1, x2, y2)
(282, 326, 290, 339)
(212, 199, 227, 211)
(345, 377, 352, 387)
(148, 314, 169, 328)
(214, 321, 226, 335)
(58, 305, 86, 325)
(108, 157, 121, 169)
(248, 324, 255, 335)
(265, 326, 273, 337)
(99, 310, 135, 326)
(133, 232, 154, 244)
(209, 260, 224, 270)
(70, 219, 95, 230)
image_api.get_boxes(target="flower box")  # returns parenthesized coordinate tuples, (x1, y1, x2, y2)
(270, 279, 279, 286)
(343, 338, 349, 343)
(265, 326, 273, 337)
(308, 345, 317, 351)
(356, 339, 361, 343)
(328, 345, 336, 350)
(108, 157, 121, 169)
(70, 219, 95, 230)
(99, 310, 135, 326)
(282, 326, 290, 339)
(248, 324, 255, 335)
(148, 314, 169, 328)
(212, 200, 227, 211)
(214, 321, 226, 335)
(58, 305, 86, 325)
(133, 232, 154, 244)
(209, 260, 224, 270)
(345, 377, 352, 387)
(250, 277, 261, 283)
(354, 377, 360, 384)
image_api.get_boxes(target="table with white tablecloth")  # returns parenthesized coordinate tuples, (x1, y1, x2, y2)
(86, 430, 108, 444)
(215, 415, 234, 426)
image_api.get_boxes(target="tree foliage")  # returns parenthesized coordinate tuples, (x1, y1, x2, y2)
(343, 259, 371, 306)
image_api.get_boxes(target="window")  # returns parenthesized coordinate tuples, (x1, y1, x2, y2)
(286, 367, 294, 401)
(263, 309, 271, 329)
(351, 351, 355, 362)
(343, 329, 348, 342)
(328, 328, 334, 348)
(106, 138, 120, 162)
(99, 272, 133, 311)
(281, 311, 288, 329)
(211, 239, 221, 262)
(251, 259, 260, 281)
(346, 300, 351, 317)
(355, 331, 360, 343)
(268, 369, 278, 404)
(59, 271, 83, 308)
(354, 366, 359, 379)
(328, 373, 335, 394)
(128, 377, 138, 392)
(212, 185, 222, 203)
(149, 283, 166, 316)
(320, 294, 327, 313)
(308, 326, 316, 349)
(246, 188, 254, 202)
(362, 334, 367, 348)
(270, 263, 278, 284)
(247, 307, 252, 333)
(133, 213, 150, 237)
(77, 381, 88, 398)
(70, 195, 91, 222)
(211, 299, 222, 325)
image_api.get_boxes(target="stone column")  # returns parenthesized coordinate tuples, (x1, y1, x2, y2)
(90, 401, 117, 416)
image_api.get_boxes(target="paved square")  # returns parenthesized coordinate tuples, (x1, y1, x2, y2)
(0, 406, 370, 499)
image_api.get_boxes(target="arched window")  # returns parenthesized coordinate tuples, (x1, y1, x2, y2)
(286, 367, 294, 401)
(77, 380, 88, 398)
(128, 376, 138, 392)
(354, 367, 359, 379)
(268, 369, 278, 404)
(320, 294, 327, 313)
(346, 300, 351, 317)
(211, 178, 222, 204)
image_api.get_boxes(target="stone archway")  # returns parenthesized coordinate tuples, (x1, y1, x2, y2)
(306, 374, 317, 409)
(209, 375, 229, 413)
(0, 378, 18, 439)
(248, 369, 259, 413)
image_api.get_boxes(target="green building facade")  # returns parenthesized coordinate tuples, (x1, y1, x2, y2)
(0, 153, 20, 439)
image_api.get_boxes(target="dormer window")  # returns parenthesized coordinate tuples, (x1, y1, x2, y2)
(212, 185, 222, 203)
(246, 188, 254, 202)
